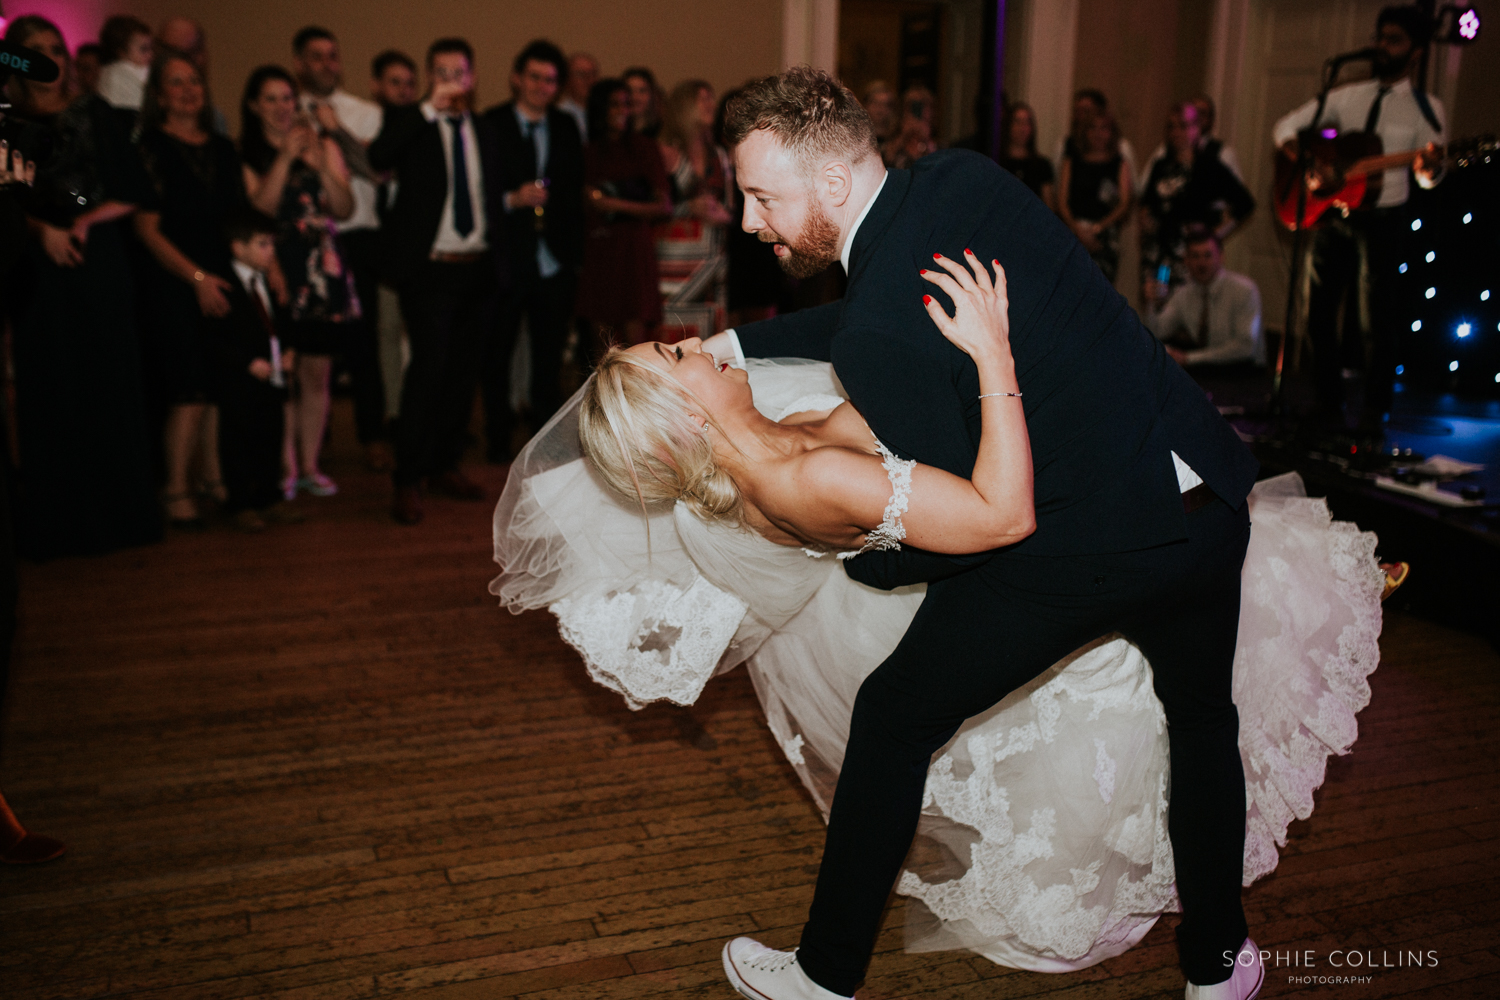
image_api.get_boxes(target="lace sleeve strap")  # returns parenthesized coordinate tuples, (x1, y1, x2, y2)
(838, 438, 915, 560)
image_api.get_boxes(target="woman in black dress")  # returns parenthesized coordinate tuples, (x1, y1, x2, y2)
(996, 102, 1055, 211)
(1138, 100, 1255, 313)
(240, 65, 357, 500)
(134, 54, 247, 527)
(1058, 108, 1133, 283)
(1, 16, 160, 559)
(577, 79, 673, 354)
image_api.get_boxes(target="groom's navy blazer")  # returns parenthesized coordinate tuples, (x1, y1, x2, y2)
(736, 150, 1258, 587)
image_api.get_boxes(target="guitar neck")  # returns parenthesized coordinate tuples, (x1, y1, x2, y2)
(1345, 148, 1424, 179)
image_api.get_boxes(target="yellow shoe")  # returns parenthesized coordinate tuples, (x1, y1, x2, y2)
(1380, 561, 1410, 602)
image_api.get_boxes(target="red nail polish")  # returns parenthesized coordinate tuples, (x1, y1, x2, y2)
(933, 253, 941, 260)
(965, 248, 974, 255)
(920, 268, 927, 274)
(923, 295, 932, 304)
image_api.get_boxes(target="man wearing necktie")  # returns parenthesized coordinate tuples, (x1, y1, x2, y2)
(1150, 226, 1264, 378)
(369, 37, 507, 525)
(481, 39, 585, 463)
(1272, 5, 1446, 431)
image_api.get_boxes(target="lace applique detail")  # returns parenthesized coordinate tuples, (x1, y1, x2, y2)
(550, 577, 748, 710)
(838, 438, 915, 560)
(1093, 739, 1116, 804)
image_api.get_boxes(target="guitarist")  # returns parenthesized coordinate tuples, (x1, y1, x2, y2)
(1272, 4, 1445, 431)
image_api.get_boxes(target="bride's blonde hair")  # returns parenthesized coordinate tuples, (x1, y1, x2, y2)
(579, 346, 743, 523)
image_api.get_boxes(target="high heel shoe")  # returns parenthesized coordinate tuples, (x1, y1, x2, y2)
(1380, 561, 1410, 602)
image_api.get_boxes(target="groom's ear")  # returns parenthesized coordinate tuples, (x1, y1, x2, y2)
(822, 160, 854, 208)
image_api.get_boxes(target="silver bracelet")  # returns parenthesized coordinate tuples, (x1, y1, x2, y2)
(979, 391, 1023, 399)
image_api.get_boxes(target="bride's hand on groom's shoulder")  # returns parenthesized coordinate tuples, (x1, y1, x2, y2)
(921, 250, 1011, 365)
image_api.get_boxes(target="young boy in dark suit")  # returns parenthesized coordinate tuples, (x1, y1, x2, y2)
(210, 211, 304, 532)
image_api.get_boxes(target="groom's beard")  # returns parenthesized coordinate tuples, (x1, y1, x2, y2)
(760, 200, 841, 279)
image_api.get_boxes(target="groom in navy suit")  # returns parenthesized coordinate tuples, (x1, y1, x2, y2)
(706, 70, 1264, 1000)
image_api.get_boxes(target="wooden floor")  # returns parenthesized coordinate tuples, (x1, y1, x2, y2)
(2, 403, 1498, 999)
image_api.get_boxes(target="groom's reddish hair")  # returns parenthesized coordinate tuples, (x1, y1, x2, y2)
(723, 66, 878, 167)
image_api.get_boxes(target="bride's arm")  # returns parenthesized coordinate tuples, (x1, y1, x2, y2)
(766, 253, 1035, 554)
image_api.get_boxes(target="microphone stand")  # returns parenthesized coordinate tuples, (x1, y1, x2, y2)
(1272, 54, 1356, 422)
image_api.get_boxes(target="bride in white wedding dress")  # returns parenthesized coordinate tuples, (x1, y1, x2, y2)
(489, 277, 1384, 973)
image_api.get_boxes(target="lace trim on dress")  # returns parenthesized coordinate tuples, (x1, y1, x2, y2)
(838, 437, 916, 560)
(551, 577, 748, 711)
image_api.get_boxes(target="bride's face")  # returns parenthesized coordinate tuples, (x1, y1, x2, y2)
(625, 337, 751, 419)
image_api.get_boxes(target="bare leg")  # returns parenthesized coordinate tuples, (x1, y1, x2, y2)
(297, 354, 333, 478)
(163, 403, 205, 520)
(282, 397, 299, 494)
(196, 405, 226, 502)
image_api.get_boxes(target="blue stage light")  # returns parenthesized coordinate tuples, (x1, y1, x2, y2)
(1463, 212, 1473, 224)
(1426, 251, 1436, 262)
(1412, 219, 1423, 230)
(1396, 365, 1405, 375)
(1426, 287, 1437, 299)
(1457, 323, 1472, 338)
(1412, 320, 1423, 331)
(1450, 360, 1460, 371)
(1399, 263, 1409, 273)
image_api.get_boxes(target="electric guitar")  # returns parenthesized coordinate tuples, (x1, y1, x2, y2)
(1274, 133, 1496, 230)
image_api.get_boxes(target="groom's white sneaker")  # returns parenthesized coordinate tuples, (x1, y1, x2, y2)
(1185, 938, 1264, 1000)
(722, 937, 853, 1000)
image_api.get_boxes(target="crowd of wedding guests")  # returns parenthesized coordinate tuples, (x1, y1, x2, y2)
(0, 14, 786, 553)
(0, 11, 1263, 560)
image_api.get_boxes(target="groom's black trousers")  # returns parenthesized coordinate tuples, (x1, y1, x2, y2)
(798, 497, 1252, 995)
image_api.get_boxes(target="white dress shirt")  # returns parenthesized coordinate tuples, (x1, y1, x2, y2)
(232, 259, 274, 315)
(1150, 268, 1264, 367)
(1272, 77, 1446, 208)
(303, 89, 384, 233)
(420, 101, 488, 254)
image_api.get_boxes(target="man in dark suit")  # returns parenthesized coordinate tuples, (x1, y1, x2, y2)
(369, 37, 507, 525)
(707, 70, 1264, 1000)
(480, 39, 584, 461)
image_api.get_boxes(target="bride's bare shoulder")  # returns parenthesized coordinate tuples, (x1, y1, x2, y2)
(748, 442, 891, 551)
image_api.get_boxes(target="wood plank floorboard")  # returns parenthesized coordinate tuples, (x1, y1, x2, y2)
(3, 402, 1497, 998)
